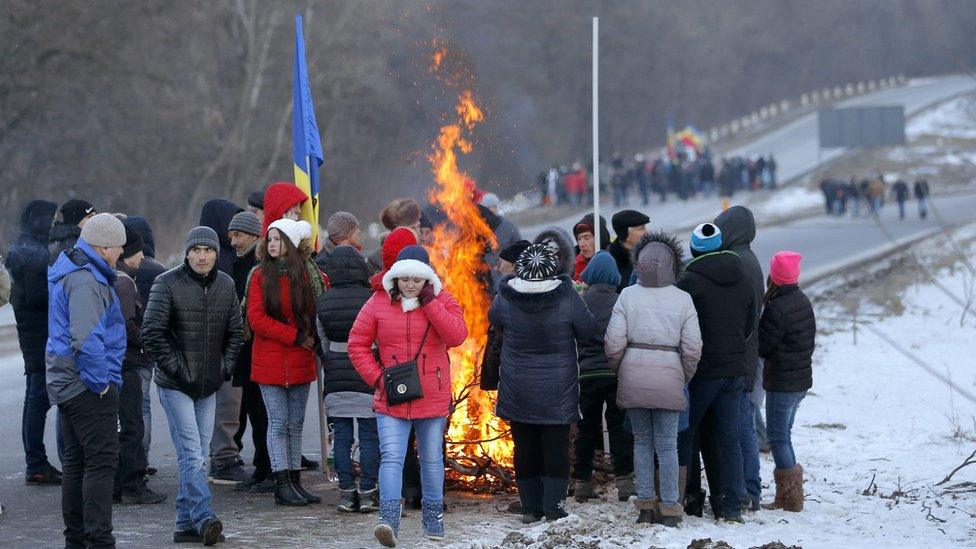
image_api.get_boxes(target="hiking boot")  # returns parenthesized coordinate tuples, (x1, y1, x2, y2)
(359, 488, 379, 513)
(25, 468, 61, 486)
(199, 517, 224, 546)
(615, 473, 635, 502)
(338, 489, 360, 513)
(173, 529, 225, 544)
(421, 498, 445, 541)
(209, 462, 250, 484)
(300, 455, 319, 471)
(273, 471, 307, 506)
(121, 488, 167, 504)
(573, 479, 597, 503)
(289, 470, 321, 504)
(374, 499, 401, 548)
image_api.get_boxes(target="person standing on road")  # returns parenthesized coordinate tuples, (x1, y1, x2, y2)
(759, 252, 815, 513)
(891, 180, 910, 220)
(349, 245, 468, 546)
(141, 226, 243, 545)
(7, 199, 62, 486)
(247, 219, 325, 507)
(46, 213, 127, 548)
(914, 179, 930, 219)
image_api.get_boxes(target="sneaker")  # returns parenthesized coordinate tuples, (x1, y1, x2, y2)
(209, 462, 250, 484)
(25, 470, 61, 486)
(121, 488, 167, 504)
(173, 529, 226, 544)
(300, 455, 319, 471)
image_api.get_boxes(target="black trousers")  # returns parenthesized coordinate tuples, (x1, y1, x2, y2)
(234, 378, 271, 481)
(59, 385, 120, 549)
(687, 408, 723, 511)
(511, 421, 571, 480)
(572, 377, 634, 480)
(115, 369, 147, 497)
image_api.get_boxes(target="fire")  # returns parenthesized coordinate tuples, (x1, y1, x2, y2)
(427, 89, 514, 490)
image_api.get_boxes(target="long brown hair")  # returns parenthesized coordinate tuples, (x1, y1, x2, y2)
(763, 275, 782, 306)
(259, 228, 316, 338)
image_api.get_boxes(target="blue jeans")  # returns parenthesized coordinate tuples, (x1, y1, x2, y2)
(375, 414, 446, 503)
(766, 391, 806, 469)
(23, 371, 62, 474)
(139, 365, 153, 455)
(739, 392, 761, 502)
(332, 417, 379, 491)
(259, 383, 310, 472)
(627, 408, 680, 506)
(157, 386, 216, 533)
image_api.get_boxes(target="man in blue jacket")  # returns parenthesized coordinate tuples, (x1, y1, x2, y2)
(46, 213, 127, 548)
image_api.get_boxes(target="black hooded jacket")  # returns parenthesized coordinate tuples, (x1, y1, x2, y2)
(759, 285, 815, 392)
(199, 199, 244, 277)
(48, 222, 81, 266)
(714, 206, 764, 390)
(676, 250, 757, 380)
(315, 246, 374, 395)
(123, 216, 168, 308)
(6, 200, 58, 373)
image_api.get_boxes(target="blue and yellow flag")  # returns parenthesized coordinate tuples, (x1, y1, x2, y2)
(293, 14, 323, 247)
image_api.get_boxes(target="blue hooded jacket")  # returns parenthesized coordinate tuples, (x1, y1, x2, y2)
(45, 238, 125, 403)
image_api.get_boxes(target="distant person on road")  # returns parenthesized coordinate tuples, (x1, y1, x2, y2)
(891, 179, 910, 220)
(46, 213, 128, 548)
(914, 179, 930, 219)
(867, 175, 886, 213)
(847, 177, 862, 218)
(759, 252, 815, 513)
(7, 199, 62, 486)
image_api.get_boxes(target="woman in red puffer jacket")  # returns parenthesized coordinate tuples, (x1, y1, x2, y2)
(348, 245, 467, 547)
(248, 218, 325, 507)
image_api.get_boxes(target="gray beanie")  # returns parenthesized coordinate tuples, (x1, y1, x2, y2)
(326, 211, 359, 242)
(79, 213, 126, 248)
(228, 211, 261, 237)
(185, 226, 220, 256)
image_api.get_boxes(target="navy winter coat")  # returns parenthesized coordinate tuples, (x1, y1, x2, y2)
(490, 275, 595, 425)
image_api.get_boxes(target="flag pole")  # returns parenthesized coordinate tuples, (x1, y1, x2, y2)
(309, 152, 333, 482)
(592, 16, 601, 250)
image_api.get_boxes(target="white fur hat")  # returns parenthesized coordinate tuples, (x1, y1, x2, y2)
(267, 218, 312, 248)
(382, 260, 443, 297)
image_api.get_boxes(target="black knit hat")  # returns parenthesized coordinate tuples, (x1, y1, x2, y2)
(120, 225, 144, 260)
(499, 239, 531, 264)
(515, 243, 559, 282)
(611, 209, 650, 239)
(60, 199, 96, 226)
(247, 190, 265, 209)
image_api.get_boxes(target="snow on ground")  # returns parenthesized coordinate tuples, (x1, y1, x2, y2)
(907, 95, 976, 140)
(441, 228, 976, 549)
(752, 186, 821, 220)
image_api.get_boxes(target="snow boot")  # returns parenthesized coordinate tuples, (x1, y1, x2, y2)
(541, 476, 569, 521)
(421, 498, 445, 541)
(337, 489, 359, 512)
(273, 471, 307, 506)
(359, 488, 379, 513)
(573, 479, 597, 502)
(658, 501, 684, 528)
(516, 477, 543, 523)
(615, 473, 636, 502)
(764, 464, 804, 512)
(289, 470, 321, 503)
(634, 497, 660, 524)
(374, 499, 402, 547)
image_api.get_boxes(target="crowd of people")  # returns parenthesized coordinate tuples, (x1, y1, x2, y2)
(4, 180, 815, 547)
(536, 152, 778, 208)
(818, 173, 931, 220)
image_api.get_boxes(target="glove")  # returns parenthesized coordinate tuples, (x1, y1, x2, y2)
(418, 282, 436, 306)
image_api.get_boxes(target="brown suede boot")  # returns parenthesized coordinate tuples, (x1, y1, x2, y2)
(763, 465, 804, 512)
(658, 501, 684, 528)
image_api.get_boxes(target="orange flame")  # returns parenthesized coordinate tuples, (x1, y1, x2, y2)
(428, 89, 514, 486)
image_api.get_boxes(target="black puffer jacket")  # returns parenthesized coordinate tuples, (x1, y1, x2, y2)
(141, 263, 243, 399)
(316, 246, 374, 396)
(759, 285, 815, 392)
(490, 275, 595, 425)
(577, 283, 618, 381)
(714, 206, 764, 390)
(5, 200, 58, 374)
(676, 250, 756, 380)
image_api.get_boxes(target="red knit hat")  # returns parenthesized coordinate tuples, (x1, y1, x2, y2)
(382, 227, 418, 269)
(262, 182, 309, 236)
(770, 251, 802, 286)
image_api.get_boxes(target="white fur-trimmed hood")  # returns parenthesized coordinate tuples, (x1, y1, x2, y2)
(381, 259, 443, 296)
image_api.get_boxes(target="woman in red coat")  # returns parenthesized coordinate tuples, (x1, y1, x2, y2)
(248, 218, 325, 506)
(349, 245, 467, 547)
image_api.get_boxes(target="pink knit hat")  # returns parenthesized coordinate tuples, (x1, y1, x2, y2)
(770, 251, 802, 285)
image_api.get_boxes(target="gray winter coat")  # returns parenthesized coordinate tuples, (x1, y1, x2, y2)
(605, 233, 702, 411)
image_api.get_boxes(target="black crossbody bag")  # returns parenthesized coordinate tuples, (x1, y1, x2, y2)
(382, 324, 430, 406)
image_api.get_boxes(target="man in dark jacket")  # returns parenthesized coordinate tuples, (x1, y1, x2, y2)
(315, 211, 362, 271)
(113, 224, 166, 505)
(6, 199, 62, 485)
(316, 245, 379, 512)
(714, 206, 765, 512)
(571, 213, 611, 282)
(675, 222, 756, 523)
(122, 215, 168, 465)
(572, 251, 634, 503)
(48, 199, 96, 266)
(46, 213, 127, 548)
(608, 210, 650, 292)
(141, 226, 243, 544)
(198, 199, 250, 484)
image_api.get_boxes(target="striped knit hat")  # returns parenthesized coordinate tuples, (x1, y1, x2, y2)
(515, 243, 559, 282)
